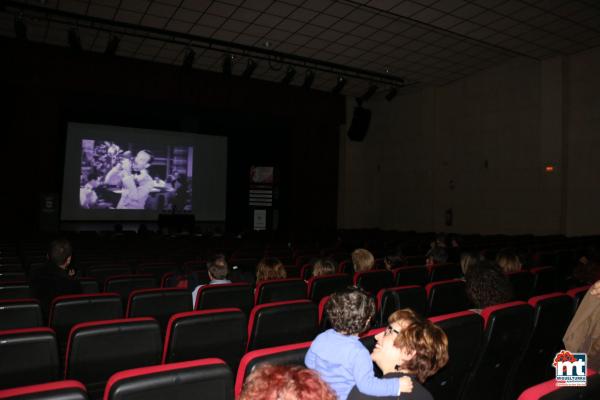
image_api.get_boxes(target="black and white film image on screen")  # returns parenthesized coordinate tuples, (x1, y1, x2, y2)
(79, 139, 193, 212)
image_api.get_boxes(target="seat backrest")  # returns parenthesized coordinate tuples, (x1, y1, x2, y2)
(0, 282, 31, 300)
(300, 263, 313, 280)
(103, 358, 233, 400)
(566, 285, 591, 314)
(247, 300, 318, 352)
(377, 286, 427, 325)
(195, 283, 254, 315)
(136, 263, 176, 280)
(86, 265, 131, 286)
(460, 301, 534, 400)
(507, 271, 534, 301)
(126, 288, 191, 333)
(78, 278, 99, 294)
(517, 371, 600, 400)
(254, 278, 307, 305)
(0, 380, 88, 400)
(429, 264, 462, 282)
(49, 293, 123, 355)
(513, 293, 574, 398)
(337, 260, 353, 275)
(65, 318, 163, 400)
(426, 279, 471, 317)
(235, 342, 312, 398)
(392, 266, 428, 286)
(318, 295, 331, 331)
(0, 271, 27, 283)
(0, 298, 43, 330)
(0, 328, 60, 390)
(405, 256, 426, 266)
(104, 275, 157, 304)
(162, 309, 246, 370)
(531, 267, 558, 295)
(353, 270, 393, 295)
(426, 311, 484, 400)
(307, 274, 352, 303)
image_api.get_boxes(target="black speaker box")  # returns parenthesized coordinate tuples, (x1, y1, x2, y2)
(347, 106, 371, 141)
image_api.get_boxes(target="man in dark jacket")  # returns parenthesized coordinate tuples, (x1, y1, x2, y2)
(30, 238, 82, 319)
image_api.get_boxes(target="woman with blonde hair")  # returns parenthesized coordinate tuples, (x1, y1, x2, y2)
(256, 257, 287, 283)
(496, 249, 522, 274)
(312, 258, 337, 277)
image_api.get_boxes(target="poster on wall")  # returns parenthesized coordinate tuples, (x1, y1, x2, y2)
(253, 209, 267, 231)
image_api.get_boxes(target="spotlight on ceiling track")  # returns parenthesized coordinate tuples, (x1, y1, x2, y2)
(281, 66, 296, 85)
(332, 75, 346, 95)
(303, 69, 315, 90)
(359, 84, 378, 103)
(385, 87, 398, 102)
(14, 13, 27, 40)
(242, 58, 257, 79)
(222, 54, 233, 75)
(68, 28, 82, 52)
(105, 35, 120, 56)
(182, 48, 195, 70)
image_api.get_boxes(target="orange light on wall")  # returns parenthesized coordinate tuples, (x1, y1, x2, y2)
(545, 165, 555, 172)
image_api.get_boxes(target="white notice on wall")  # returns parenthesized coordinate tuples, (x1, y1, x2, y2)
(253, 209, 267, 231)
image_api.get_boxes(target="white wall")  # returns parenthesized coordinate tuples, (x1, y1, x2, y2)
(338, 46, 600, 236)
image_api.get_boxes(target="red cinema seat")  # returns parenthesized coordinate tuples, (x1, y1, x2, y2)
(194, 283, 254, 316)
(307, 274, 352, 303)
(254, 278, 307, 305)
(353, 270, 393, 295)
(0, 298, 43, 330)
(426, 279, 471, 317)
(126, 288, 191, 333)
(0, 380, 88, 400)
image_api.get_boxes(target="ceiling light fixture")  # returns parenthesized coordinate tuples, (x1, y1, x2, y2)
(281, 65, 296, 85)
(242, 58, 257, 79)
(332, 75, 346, 95)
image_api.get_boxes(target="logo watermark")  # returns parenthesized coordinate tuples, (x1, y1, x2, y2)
(553, 350, 587, 387)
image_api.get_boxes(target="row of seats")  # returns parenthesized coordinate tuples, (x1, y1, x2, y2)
(3, 293, 583, 400)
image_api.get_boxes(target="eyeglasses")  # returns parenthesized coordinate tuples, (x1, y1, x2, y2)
(384, 325, 401, 336)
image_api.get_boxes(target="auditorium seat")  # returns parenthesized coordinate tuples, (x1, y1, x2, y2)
(103, 358, 233, 400)
(459, 301, 534, 400)
(428, 263, 462, 282)
(49, 293, 123, 356)
(235, 342, 312, 398)
(126, 288, 191, 333)
(246, 300, 318, 352)
(353, 270, 393, 295)
(85, 265, 131, 286)
(0, 380, 88, 400)
(507, 271, 534, 301)
(425, 279, 471, 317)
(78, 278, 99, 294)
(254, 278, 307, 305)
(0, 298, 43, 330)
(194, 283, 254, 316)
(0, 282, 31, 300)
(283, 265, 300, 278)
(136, 262, 176, 280)
(307, 273, 352, 303)
(359, 327, 386, 354)
(405, 256, 426, 266)
(337, 260, 353, 274)
(531, 266, 558, 295)
(0, 328, 60, 390)
(318, 295, 331, 331)
(512, 293, 574, 398)
(0, 271, 27, 283)
(300, 263, 313, 280)
(162, 309, 246, 371)
(427, 311, 484, 400)
(566, 285, 591, 314)
(377, 286, 427, 325)
(160, 270, 209, 288)
(517, 371, 599, 400)
(65, 318, 162, 400)
(104, 275, 157, 304)
(392, 266, 428, 286)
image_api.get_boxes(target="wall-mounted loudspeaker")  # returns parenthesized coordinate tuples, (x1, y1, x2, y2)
(347, 106, 371, 142)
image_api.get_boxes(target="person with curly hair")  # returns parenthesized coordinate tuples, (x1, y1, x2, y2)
(348, 309, 449, 400)
(239, 364, 337, 400)
(305, 287, 413, 400)
(465, 261, 514, 312)
(256, 257, 287, 283)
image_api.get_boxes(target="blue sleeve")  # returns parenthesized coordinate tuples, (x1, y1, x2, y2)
(305, 345, 316, 368)
(353, 346, 400, 396)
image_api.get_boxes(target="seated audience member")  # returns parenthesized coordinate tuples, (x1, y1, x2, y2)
(312, 258, 337, 277)
(383, 246, 405, 271)
(30, 238, 82, 318)
(256, 257, 287, 283)
(305, 287, 413, 400)
(352, 248, 375, 273)
(592, 280, 600, 297)
(191, 254, 231, 307)
(465, 261, 514, 312)
(573, 259, 600, 286)
(496, 249, 522, 274)
(348, 308, 449, 400)
(425, 246, 448, 267)
(239, 364, 337, 400)
(460, 252, 480, 276)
